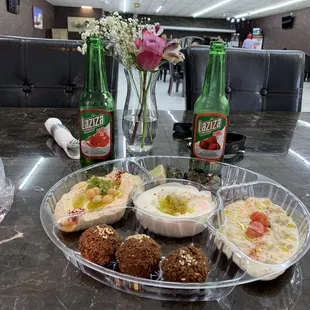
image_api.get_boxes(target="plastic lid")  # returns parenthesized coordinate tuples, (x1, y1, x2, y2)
(0, 158, 15, 223)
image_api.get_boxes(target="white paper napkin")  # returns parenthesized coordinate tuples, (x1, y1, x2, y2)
(45, 118, 80, 160)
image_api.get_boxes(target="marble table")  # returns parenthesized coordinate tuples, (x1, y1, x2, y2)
(1, 108, 310, 310)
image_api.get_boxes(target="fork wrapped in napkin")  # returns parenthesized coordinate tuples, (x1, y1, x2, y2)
(45, 118, 80, 160)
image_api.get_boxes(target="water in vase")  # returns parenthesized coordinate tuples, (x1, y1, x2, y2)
(122, 113, 158, 156)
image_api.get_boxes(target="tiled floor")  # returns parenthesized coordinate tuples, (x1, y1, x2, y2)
(117, 66, 310, 112)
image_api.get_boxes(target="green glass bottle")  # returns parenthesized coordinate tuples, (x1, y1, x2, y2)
(79, 36, 115, 167)
(191, 42, 230, 162)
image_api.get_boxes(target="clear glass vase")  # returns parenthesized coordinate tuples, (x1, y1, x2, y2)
(122, 69, 159, 156)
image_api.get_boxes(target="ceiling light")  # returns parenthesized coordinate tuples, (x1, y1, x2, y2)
(156, 5, 163, 13)
(235, 0, 306, 19)
(81, 6, 92, 9)
(193, 0, 233, 18)
(123, 0, 127, 13)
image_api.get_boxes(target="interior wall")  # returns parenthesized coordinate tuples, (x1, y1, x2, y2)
(53, 8, 234, 40)
(0, 0, 54, 38)
(54, 6, 102, 40)
(125, 14, 234, 39)
(254, 7, 310, 54)
(164, 30, 231, 41)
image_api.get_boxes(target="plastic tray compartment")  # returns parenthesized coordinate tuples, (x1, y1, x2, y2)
(0, 177, 15, 223)
(41, 159, 150, 239)
(136, 156, 265, 188)
(40, 158, 310, 302)
(132, 178, 217, 238)
(49, 206, 246, 302)
(208, 181, 310, 281)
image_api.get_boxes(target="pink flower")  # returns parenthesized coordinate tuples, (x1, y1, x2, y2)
(135, 37, 142, 49)
(138, 32, 166, 55)
(137, 52, 162, 71)
(154, 24, 164, 36)
(162, 39, 185, 64)
(136, 32, 167, 71)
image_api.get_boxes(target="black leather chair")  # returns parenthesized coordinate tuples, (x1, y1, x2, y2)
(0, 36, 119, 108)
(184, 46, 305, 112)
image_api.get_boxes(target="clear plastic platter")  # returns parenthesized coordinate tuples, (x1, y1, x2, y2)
(40, 156, 310, 301)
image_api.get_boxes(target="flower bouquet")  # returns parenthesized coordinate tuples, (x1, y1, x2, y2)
(79, 12, 184, 155)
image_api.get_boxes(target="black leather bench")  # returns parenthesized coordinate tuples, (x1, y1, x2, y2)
(0, 36, 119, 108)
(184, 46, 305, 112)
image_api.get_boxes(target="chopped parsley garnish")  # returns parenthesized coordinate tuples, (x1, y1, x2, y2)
(157, 194, 190, 216)
(86, 176, 114, 195)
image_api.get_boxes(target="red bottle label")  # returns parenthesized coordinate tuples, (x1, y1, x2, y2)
(192, 113, 228, 161)
(79, 109, 113, 159)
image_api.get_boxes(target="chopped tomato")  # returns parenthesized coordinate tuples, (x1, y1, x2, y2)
(245, 221, 265, 238)
(250, 212, 269, 227)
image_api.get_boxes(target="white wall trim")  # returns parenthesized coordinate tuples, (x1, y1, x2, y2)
(162, 25, 235, 33)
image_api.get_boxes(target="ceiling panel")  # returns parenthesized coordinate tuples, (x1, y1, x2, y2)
(47, 0, 310, 19)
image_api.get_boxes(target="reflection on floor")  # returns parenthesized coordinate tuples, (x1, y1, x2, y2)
(302, 83, 310, 112)
(117, 65, 310, 112)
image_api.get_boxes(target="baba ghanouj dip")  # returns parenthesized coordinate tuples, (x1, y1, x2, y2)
(218, 197, 299, 279)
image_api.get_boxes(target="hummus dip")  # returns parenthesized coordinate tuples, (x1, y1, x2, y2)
(218, 198, 299, 277)
(54, 168, 143, 232)
(135, 182, 216, 237)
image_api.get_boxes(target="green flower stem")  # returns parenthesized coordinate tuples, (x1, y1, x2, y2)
(140, 71, 148, 148)
(130, 71, 154, 148)
(128, 69, 140, 100)
(130, 71, 145, 145)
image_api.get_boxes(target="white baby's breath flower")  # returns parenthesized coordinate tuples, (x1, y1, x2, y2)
(77, 11, 183, 71)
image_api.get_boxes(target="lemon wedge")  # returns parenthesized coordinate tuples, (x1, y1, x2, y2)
(150, 164, 166, 181)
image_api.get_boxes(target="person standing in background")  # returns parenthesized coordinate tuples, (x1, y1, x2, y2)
(242, 34, 254, 49)
(203, 36, 211, 46)
(191, 39, 203, 46)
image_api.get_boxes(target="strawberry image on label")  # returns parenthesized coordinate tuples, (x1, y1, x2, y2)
(86, 129, 110, 148)
(193, 113, 227, 161)
(80, 110, 113, 159)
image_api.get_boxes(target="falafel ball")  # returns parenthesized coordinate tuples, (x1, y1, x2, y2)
(162, 245, 210, 283)
(79, 224, 121, 265)
(116, 234, 162, 278)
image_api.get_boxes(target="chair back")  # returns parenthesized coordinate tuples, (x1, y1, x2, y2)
(169, 63, 176, 79)
(0, 36, 119, 108)
(184, 46, 305, 112)
(305, 54, 310, 73)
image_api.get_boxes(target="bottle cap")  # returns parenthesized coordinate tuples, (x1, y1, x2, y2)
(210, 41, 226, 54)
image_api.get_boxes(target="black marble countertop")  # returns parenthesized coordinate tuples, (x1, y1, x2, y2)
(1, 108, 310, 310)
